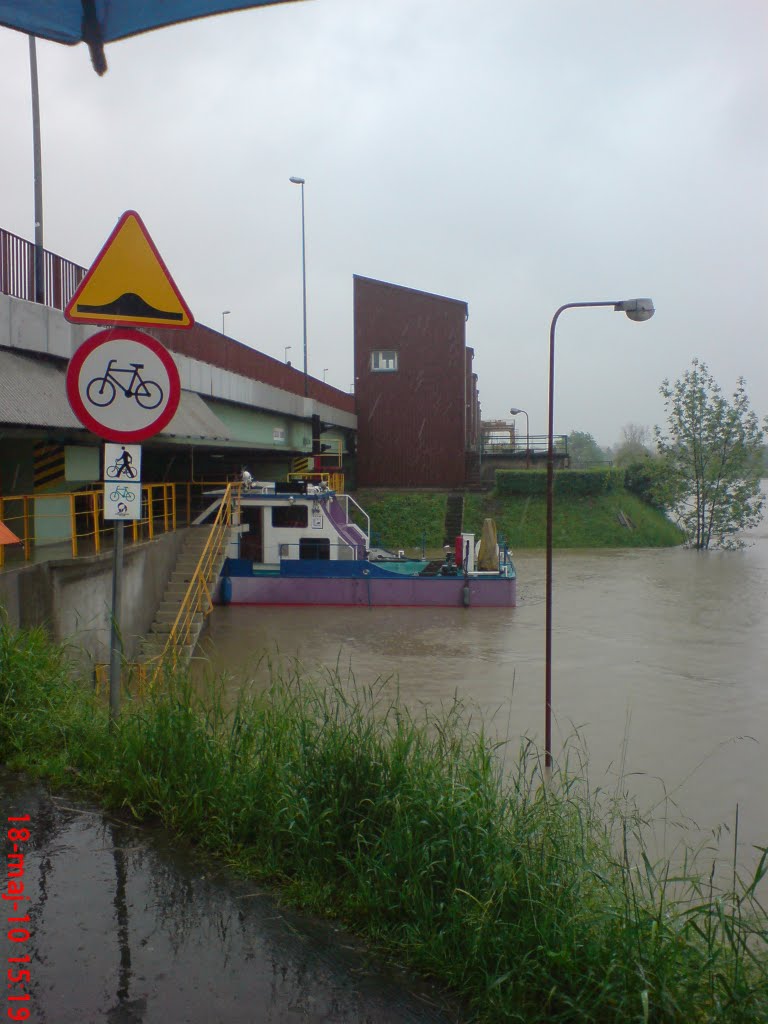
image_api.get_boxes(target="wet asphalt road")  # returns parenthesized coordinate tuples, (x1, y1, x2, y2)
(0, 771, 465, 1024)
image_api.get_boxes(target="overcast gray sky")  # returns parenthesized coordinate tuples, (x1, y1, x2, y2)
(2, 0, 766, 447)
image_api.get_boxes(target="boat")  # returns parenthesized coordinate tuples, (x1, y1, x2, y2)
(197, 479, 516, 608)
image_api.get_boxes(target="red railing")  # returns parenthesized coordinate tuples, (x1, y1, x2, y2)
(0, 227, 85, 311)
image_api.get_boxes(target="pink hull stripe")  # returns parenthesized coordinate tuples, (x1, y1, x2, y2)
(216, 576, 515, 608)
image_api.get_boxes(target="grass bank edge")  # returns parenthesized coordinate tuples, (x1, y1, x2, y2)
(1, 622, 766, 1023)
(354, 488, 684, 551)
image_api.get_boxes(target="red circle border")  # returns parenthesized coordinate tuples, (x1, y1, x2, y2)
(65, 328, 181, 442)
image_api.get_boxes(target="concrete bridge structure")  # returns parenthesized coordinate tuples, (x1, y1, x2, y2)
(1, 226, 357, 543)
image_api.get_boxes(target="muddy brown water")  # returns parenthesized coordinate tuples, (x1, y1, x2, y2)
(198, 515, 768, 873)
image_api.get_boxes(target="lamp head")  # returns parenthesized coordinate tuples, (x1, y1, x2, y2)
(289, 176, 305, 185)
(509, 407, 522, 415)
(614, 298, 654, 322)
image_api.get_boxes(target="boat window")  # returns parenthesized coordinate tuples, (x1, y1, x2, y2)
(299, 537, 330, 560)
(370, 349, 398, 372)
(272, 505, 308, 528)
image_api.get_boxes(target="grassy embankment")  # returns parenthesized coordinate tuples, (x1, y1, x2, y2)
(2, 621, 766, 1023)
(354, 488, 684, 553)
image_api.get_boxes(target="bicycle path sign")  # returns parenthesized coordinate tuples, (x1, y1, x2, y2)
(65, 327, 181, 442)
(103, 443, 142, 520)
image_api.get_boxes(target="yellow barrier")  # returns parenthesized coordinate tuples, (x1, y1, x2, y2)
(147, 481, 240, 683)
(0, 481, 234, 569)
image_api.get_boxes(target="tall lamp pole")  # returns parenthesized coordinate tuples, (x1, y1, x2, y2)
(289, 176, 308, 396)
(221, 310, 230, 335)
(544, 298, 654, 778)
(29, 36, 44, 304)
(509, 407, 529, 466)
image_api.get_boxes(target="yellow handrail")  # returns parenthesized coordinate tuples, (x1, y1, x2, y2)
(150, 481, 240, 681)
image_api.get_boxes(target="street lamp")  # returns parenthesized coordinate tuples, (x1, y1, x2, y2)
(289, 175, 308, 396)
(221, 310, 231, 335)
(509, 407, 529, 466)
(284, 345, 292, 363)
(544, 298, 654, 778)
(323, 368, 329, 382)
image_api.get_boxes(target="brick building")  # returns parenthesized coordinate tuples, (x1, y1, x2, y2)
(353, 275, 481, 488)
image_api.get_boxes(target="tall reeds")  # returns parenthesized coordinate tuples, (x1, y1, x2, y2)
(1, 621, 766, 1022)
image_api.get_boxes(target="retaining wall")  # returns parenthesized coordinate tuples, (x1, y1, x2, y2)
(0, 529, 188, 666)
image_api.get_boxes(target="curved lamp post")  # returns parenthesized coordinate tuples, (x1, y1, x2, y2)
(289, 176, 308, 396)
(509, 407, 530, 466)
(545, 298, 654, 778)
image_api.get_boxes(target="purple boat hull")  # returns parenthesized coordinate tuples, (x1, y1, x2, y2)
(215, 574, 515, 608)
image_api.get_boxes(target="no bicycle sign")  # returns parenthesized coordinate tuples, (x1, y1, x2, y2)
(65, 328, 181, 442)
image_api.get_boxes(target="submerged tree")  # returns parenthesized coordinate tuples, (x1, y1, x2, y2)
(655, 359, 766, 549)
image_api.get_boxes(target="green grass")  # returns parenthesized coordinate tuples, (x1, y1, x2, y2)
(1, 622, 767, 1022)
(353, 490, 448, 549)
(352, 488, 684, 551)
(465, 491, 686, 548)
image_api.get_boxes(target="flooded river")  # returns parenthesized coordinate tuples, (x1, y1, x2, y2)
(198, 514, 768, 871)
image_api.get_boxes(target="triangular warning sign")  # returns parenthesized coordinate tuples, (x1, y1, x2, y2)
(65, 210, 194, 329)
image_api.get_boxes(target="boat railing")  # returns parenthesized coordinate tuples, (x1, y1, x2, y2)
(335, 493, 370, 549)
(276, 537, 364, 561)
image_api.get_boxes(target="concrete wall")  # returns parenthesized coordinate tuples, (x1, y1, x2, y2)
(0, 528, 187, 667)
(0, 294, 357, 433)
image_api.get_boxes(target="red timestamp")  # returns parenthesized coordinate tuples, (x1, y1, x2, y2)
(5, 816, 32, 1022)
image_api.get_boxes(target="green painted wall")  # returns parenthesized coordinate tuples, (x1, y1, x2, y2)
(65, 445, 100, 482)
(206, 400, 312, 452)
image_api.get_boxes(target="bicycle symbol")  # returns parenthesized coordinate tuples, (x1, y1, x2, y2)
(106, 460, 137, 479)
(109, 485, 136, 502)
(86, 359, 164, 410)
(105, 446, 137, 479)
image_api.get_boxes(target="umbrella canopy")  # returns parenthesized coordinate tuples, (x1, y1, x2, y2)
(0, 520, 21, 546)
(0, 0, 302, 74)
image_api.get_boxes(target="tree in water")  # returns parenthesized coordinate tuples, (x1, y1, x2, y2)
(655, 359, 766, 549)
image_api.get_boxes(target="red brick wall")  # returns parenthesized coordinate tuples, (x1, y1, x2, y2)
(353, 276, 470, 488)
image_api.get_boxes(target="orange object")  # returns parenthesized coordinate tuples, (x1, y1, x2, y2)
(0, 520, 21, 545)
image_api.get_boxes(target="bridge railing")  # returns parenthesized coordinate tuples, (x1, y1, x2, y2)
(480, 433, 568, 456)
(0, 227, 85, 311)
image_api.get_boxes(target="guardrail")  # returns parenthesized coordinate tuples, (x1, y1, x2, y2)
(0, 227, 85, 310)
(0, 480, 236, 569)
(479, 433, 568, 456)
(150, 481, 240, 677)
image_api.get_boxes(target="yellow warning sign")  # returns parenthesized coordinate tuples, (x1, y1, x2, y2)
(65, 210, 193, 329)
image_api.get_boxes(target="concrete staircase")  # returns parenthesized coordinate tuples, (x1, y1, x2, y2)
(138, 526, 215, 664)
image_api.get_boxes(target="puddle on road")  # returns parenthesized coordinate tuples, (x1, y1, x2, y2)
(0, 771, 464, 1024)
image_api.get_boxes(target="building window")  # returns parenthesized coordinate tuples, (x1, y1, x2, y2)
(272, 505, 308, 528)
(370, 350, 398, 372)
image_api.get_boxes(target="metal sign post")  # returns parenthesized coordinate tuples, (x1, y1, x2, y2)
(109, 519, 124, 725)
(64, 211, 190, 722)
(101, 442, 143, 723)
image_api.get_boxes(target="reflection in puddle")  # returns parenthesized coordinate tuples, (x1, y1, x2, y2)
(0, 772, 461, 1024)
